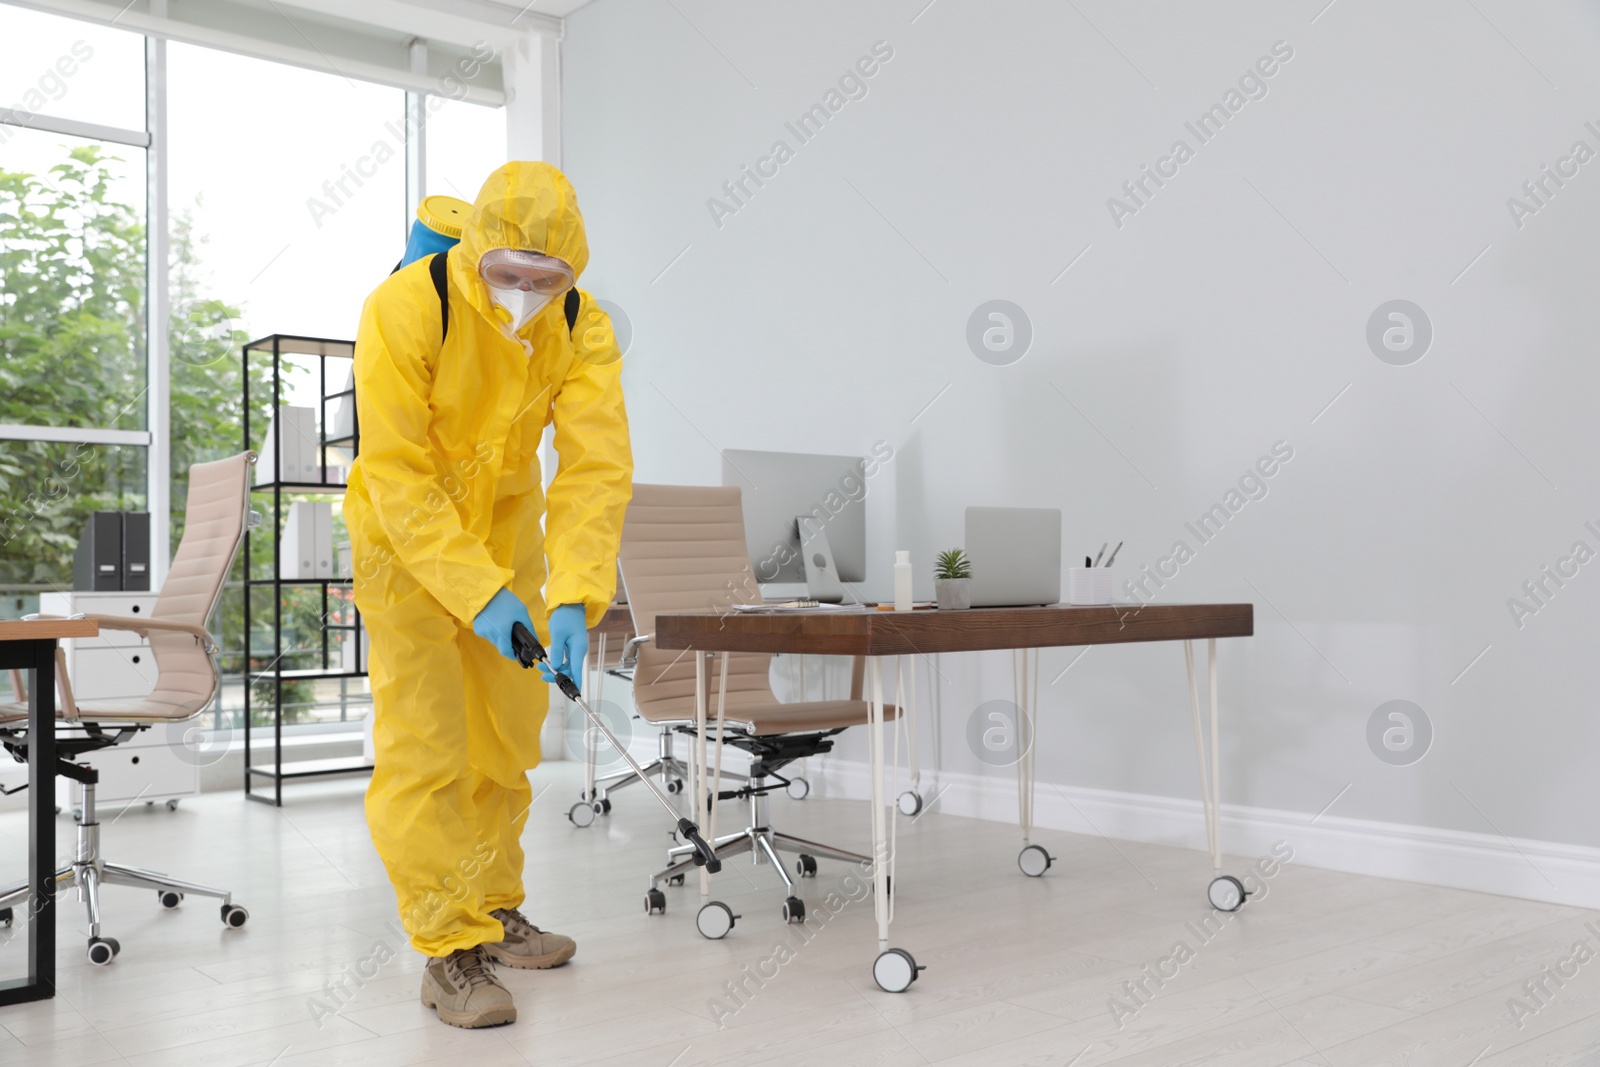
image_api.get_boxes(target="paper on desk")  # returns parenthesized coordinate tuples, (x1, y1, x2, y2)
(729, 602, 870, 613)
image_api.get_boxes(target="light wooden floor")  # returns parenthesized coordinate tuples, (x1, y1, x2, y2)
(1, 761, 1598, 1066)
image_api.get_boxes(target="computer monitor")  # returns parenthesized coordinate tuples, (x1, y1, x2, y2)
(721, 450, 868, 590)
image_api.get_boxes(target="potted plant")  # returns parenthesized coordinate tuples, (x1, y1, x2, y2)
(934, 548, 972, 610)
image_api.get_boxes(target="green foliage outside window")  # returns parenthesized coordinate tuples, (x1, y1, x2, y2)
(1, 144, 333, 723)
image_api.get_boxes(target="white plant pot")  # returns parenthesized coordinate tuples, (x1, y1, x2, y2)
(934, 578, 971, 610)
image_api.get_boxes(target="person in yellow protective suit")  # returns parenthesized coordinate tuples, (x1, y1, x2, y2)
(345, 161, 631, 1029)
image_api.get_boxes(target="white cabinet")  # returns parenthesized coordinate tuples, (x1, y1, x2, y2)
(40, 590, 202, 812)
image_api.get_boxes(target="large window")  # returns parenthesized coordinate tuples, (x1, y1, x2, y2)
(0, 12, 149, 604)
(167, 43, 407, 348)
(1, 5, 509, 731)
(0, 5, 144, 129)
(425, 97, 507, 206)
(164, 45, 409, 730)
(0, 129, 148, 425)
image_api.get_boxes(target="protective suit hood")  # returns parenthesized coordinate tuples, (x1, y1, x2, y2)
(453, 161, 590, 328)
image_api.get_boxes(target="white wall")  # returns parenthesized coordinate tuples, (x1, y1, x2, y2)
(558, 0, 1600, 859)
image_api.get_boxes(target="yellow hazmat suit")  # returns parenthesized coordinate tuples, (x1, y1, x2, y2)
(346, 162, 632, 956)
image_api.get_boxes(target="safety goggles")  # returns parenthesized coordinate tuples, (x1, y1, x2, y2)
(478, 249, 574, 295)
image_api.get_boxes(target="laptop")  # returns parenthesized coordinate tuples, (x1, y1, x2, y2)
(964, 507, 1062, 607)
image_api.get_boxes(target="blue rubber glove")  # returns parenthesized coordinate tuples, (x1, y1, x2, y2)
(540, 603, 588, 694)
(472, 587, 535, 662)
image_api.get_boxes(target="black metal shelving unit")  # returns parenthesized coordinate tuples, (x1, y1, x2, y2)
(242, 334, 369, 806)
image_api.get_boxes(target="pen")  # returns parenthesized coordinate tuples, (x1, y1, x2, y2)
(1092, 542, 1107, 568)
(1104, 542, 1123, 567)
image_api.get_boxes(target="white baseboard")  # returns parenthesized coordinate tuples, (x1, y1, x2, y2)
(813, 760, 1600, 910)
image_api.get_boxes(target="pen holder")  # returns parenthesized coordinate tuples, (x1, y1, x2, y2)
(1067, 567, 1113, 606)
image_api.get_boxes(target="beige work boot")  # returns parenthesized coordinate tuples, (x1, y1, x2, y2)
(420, 945, 516, 1028)
(484, 907, 577, 970)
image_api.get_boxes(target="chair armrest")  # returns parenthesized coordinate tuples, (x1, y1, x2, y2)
(82, 614, 217, 650)
(620, 633, 653, 669)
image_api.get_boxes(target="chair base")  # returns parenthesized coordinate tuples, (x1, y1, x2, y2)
(592, 726, 749, 803)
(0, 777, 239, 962)
(648, 773, 869, 902)
(593, 754, 694, 800)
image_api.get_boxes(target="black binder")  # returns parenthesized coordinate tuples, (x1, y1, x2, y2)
(73, 511, 124, 591)
(122, 511, 150, 591)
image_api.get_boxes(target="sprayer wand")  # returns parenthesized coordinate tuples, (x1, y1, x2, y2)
(511, 621, 721, 873)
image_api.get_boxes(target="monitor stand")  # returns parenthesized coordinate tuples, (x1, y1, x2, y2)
(796, 517, 846, 604)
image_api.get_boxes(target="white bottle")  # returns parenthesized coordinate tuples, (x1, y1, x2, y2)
(893, 550, 913, 611)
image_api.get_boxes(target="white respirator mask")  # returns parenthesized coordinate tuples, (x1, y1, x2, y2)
(487, 287, 553, 332)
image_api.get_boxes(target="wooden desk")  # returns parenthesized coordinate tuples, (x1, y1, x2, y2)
(591, 603, 633, 642)
(656, 603, 1253, 992)
(0, 617, 98, 1006)
(656, 603, 1252, 655)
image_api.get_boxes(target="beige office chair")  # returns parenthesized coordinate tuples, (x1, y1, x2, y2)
(621, 484, 898, 931)
(0, 452, 255, 965)
(576, 624, 754, 823)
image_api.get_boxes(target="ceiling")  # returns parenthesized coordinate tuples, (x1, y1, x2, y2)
(414, 0, 599, 21)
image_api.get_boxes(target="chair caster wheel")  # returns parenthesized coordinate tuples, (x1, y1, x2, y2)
(787, 777, 809, 800)
(1208, 875, 1248, 912)
(666, 778, 684, 794)
(595, 798, 612, 815)
(796, 854, 817, 878)
(645, 888, 667, 915)
(221, 904, 249, 928)
(71, 809, 82, 822)
(667, 873, 686, 887)
(87, 937, 120, 966)
(697, 901, 738, 939)
(568, 801, 597, 828)
(873, 947, 923, 992)
(897, 791, 922, 816)
(579, 788, 596, 802)
(1018, 845, 1053, 878)
(166, 799, 180, 811)
(781, 896, 805, 923)
(0, 907, 12, 928)
(158, 890, 184, 909)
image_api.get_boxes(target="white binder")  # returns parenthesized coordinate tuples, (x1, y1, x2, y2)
(312, 502, 333, 578)
(280, 500, 331, 579)
(332, 367, 355, 438)
(256, 405, 319, 485)
(290, 406, 319, 481)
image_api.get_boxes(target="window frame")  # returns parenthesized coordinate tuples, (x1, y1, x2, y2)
(0, 20, 164, 578)
(0, 17, 514, 589)
(0, 6, 531, 731)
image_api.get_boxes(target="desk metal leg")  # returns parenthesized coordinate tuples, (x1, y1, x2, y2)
(29, 640, 56, 999)
(896, 655, 922, 816)
(567, 633, 609, 829)
(791, 655, 810, 799)
(587, 633, 605, 802)
(868, 657, 922, 992)
(694, 651, 710, 899)
(930, 653, 943, 803)
(1185, 638, 1246, 912)
(1013, 648, 1053, 878)
(0, 639, 57, 1006)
